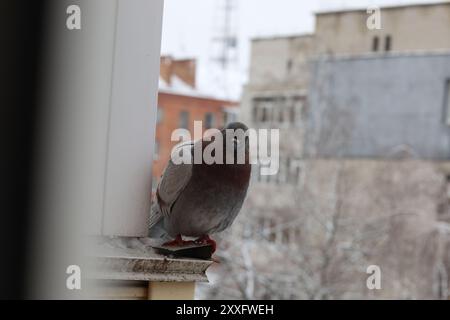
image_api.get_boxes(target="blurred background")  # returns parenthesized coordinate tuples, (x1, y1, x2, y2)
(2, 0, 450, 300)
(155, 0, 450, 299)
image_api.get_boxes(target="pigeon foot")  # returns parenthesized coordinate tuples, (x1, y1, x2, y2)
(162, 234, 194, 247)
(194, 235, 217, 253)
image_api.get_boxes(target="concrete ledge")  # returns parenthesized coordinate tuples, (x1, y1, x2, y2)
(88, 236, 213, 283)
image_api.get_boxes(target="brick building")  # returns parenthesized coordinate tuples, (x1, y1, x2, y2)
(153, 56, 238, 186)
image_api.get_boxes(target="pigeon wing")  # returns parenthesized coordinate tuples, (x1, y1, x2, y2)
(156, 142, 193, 218)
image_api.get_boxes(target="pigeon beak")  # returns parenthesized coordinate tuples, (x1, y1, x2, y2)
(233, 137, 239, 149)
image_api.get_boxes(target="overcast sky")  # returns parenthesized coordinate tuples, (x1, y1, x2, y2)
(160, 0, 443, 99)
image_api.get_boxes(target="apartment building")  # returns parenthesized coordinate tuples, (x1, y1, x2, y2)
(223, 2, 450, 299)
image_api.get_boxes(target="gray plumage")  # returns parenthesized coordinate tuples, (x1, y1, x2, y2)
(148, 122, 251, 241)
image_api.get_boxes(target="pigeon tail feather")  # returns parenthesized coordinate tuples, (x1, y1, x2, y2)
(148, 202, 168, 239)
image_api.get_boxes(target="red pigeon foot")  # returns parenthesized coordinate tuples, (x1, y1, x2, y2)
(162, 234, 194, 247)
(194, 235, 217, 253)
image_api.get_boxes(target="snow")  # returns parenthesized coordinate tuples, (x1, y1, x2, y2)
(159, 74, 233, 101)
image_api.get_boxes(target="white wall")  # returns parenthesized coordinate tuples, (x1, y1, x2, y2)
(30, 0, 163, 297)
(100, 0, 164, 236)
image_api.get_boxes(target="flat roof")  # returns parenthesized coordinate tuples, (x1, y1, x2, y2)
(311, 49, 450, 62)
(252, 33, 314, 42)
(315, 1, 450, 16)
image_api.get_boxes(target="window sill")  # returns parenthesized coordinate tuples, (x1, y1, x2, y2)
(88, 237, 213, 283)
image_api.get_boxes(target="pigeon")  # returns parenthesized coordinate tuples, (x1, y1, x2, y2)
(148, 122, 251, 252)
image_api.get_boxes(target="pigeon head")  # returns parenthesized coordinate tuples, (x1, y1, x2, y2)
(221, 122, 250, 165)
(198, 122, 250, 165)
(224, 121, 249, 131)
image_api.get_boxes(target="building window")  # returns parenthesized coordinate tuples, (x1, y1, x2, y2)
(205, 113, 215, 129)
(252, 96, 305, 126)
(385, 35, 392, 51)
(289, 105, 296, 125)
(372, 36, 379, 52)
(294, 98, 305, 125)
(157, 107, 163, 124)
(276, 158, 288, 184)
(261, 107, 269, 123)
(288, 160, 302, 186)
(179, 111, 189, 129)
(294, 99, 304, 125)
(255, 157, 303, 187)
(252, 105, 258, 122)
(445, 80, 450, 126)
(277, 107, 285, 123)
(286, 59, 293, 73)
(225, 110, 237, 125)
(257, 217, 299, 245)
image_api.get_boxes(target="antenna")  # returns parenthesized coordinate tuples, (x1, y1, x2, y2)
(210, 0, 239, 96)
